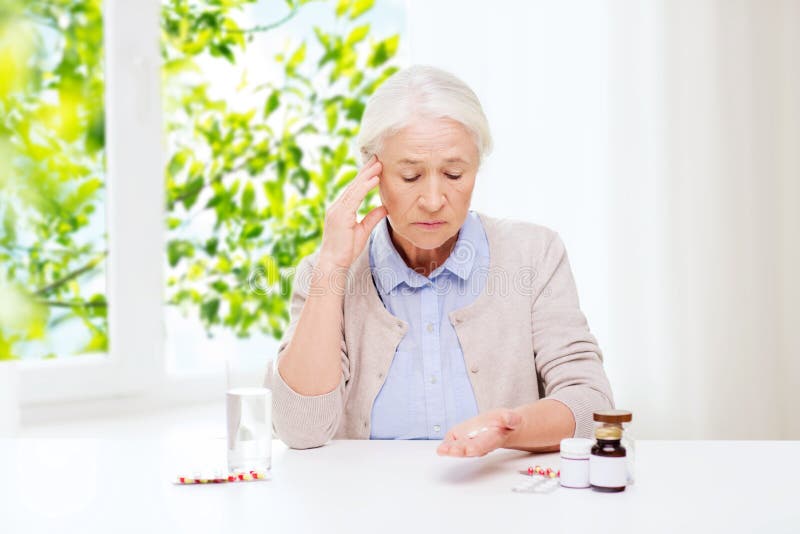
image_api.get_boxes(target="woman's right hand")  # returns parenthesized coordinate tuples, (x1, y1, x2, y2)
(317, 155, 388, 272)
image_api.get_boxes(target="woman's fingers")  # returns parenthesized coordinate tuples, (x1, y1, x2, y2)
(358, 205, 388, 235)
(318, 157, 383, 269)
(338, 157, 382, 213)
(453, 429, 496, 457)
(436, 429, 459, 456)
(437, 425, 507, 457)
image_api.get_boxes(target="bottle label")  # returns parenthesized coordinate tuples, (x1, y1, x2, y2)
(560, 457, 590, 488)
(589, 454, 627, 488)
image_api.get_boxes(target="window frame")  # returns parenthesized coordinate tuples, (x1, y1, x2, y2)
(19, 0, 180, 410)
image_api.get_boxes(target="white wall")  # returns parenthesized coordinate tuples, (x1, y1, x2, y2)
(405, 0, 800, 439)
(405, 0, 612, 381)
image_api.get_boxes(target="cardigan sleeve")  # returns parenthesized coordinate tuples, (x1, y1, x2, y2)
(531, 232, 615, 439)
(266, 252, 349, 449)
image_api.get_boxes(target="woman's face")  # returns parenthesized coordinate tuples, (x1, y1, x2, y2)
(376, 116, 480, 251)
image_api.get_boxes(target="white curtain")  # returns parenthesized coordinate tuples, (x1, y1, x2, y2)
(405, 0, 800, 439)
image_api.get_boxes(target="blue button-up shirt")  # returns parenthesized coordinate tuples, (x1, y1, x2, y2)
(368, 210, 490, 440)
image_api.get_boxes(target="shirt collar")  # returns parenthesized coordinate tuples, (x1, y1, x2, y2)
(369, 211, 482, 294)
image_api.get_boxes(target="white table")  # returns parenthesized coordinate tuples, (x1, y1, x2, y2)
(1, 438, 798, 533)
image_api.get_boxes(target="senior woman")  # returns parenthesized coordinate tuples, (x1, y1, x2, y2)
(267, 65, 614, 456)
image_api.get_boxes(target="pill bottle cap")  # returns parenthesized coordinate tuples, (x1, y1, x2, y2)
(593, 409, 633, 423)
(560, 438, 594, 458)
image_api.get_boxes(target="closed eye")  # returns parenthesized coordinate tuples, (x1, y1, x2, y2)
(401, 173, 461, 182)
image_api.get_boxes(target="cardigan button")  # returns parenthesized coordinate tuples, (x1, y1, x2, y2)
(470, 365, 479, 374)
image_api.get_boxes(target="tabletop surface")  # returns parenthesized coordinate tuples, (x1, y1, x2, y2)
(1, 438, 798, 534)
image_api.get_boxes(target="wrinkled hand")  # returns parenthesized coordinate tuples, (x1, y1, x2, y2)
(317, 155, 387, 271)
(436, 409, 523, 458)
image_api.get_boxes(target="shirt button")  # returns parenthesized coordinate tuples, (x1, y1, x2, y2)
(470, 365, 479, 373)
(363, 421, 368, 428)
(426, 322, 434, 333)
(378, 373, 384, 379)
(433, 425, 441, 433)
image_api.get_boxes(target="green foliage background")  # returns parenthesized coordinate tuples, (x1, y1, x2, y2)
(0, 0, 400, 360)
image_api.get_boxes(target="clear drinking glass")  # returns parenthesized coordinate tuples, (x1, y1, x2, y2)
(225, 353, 272, 472)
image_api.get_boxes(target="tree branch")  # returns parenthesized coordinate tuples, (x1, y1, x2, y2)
(34, 251, 108, 296)
(37, 300, 107, 308)
(225, 4, 303, 34)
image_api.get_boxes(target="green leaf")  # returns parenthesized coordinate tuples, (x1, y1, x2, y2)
(348, 70, 364, 91)
(87, 294, 107, 318)
(368, 35, 399, 68)
(82, 330, 108, 353)
(0, 332, 19, 361)
(313, 26, 330, 49)
(264, 181, 284, 219)
(287, 42, 306, 71)
(241, 222, 264, 239)
(163, 58, 200, 77)
(335, 0, 351, 18)
(167, 150, 189, 178)
(64, 178, 102, 212)
(167, 239, 195, 267)
(204, 237, 219, 256)
(260, 255, 281, 285)
(180, 176, 205, 209)
(291, 168, 311, 194)
(345, 24, 369, 46)
(264, 90, 280, 118)
(349, 0, 374, 19)
(287, 144, 303, 164)
(242, 182, 256, 215)
(211, 280, 229, 293)
(344, 98, 365, 122)
(200, 298, 220, 324)
(211, 43, 235, 63)
(86, 111, 105, 153)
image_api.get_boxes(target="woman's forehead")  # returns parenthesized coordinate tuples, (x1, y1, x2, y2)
(383, 117, 478, 164)
(395, 155, 471, 166)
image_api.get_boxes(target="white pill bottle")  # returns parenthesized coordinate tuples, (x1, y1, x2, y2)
(559, 438, 594, 488)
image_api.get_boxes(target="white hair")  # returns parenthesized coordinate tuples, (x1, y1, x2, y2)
(356, 65, 493, 165)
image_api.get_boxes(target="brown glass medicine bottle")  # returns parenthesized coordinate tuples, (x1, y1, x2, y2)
(589, 410, 633, 493)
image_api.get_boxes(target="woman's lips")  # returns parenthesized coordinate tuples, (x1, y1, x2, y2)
(414, 221, 446, 230)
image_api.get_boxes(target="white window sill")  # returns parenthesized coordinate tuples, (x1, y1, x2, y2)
(19, 399, 225, 440)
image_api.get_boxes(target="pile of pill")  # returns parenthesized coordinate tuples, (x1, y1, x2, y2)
(174, 469, 269, 485)
(519, 465, 560, 478)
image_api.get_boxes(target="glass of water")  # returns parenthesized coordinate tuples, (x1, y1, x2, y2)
(225, 353, 272, 472)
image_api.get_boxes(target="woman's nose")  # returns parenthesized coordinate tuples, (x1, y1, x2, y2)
(418, 178, 445, 212)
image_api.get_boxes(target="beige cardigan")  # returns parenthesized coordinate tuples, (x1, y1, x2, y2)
(266, 211, 614, 449)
